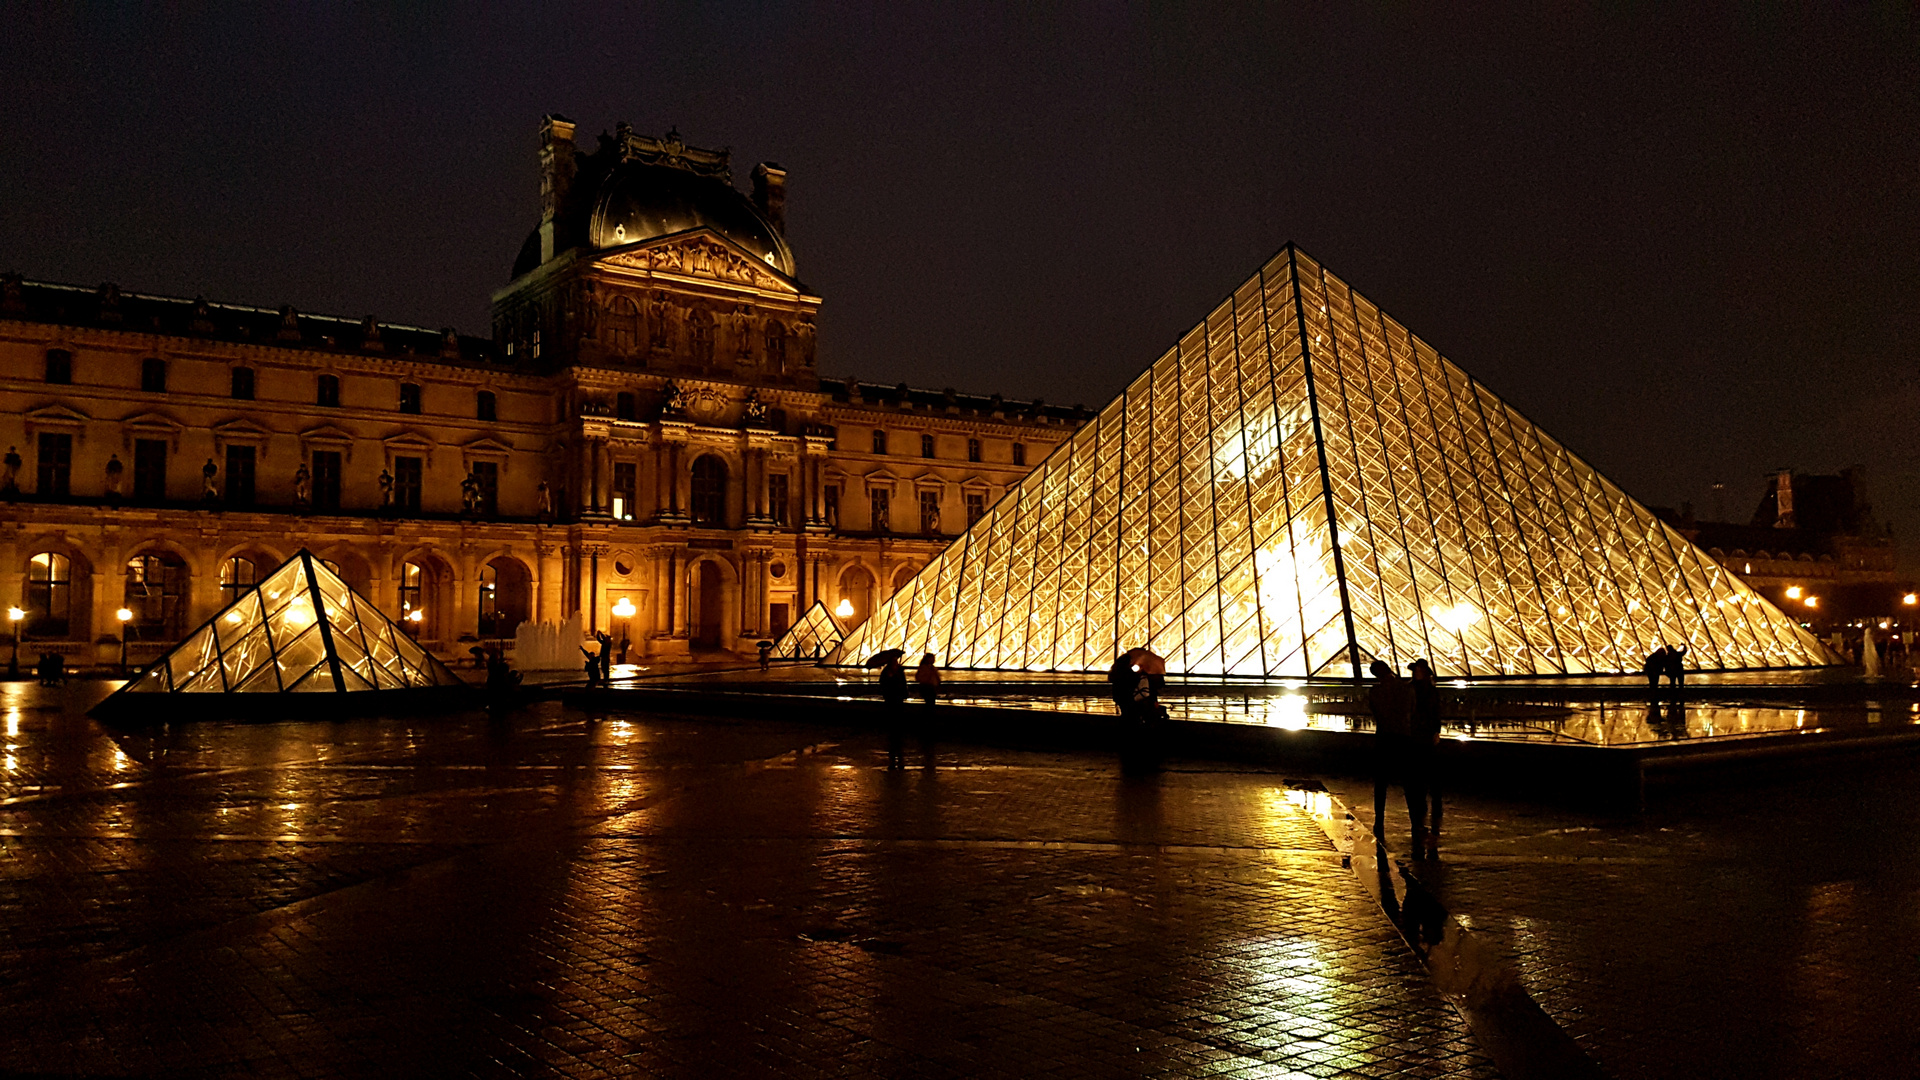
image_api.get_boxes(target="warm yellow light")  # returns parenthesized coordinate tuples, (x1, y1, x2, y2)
(1905, 593, 1917, 606)
(611, 598, 637, 618)
(406, 609, 424, 623)
(1785, 586, 1802, 599)
(5, 607, 21, 622)
(1803, 596, 1818, 608)
(1430, 602, 1482, 634)
(833, 598, 854, 619)
(115, 608, 133, 623)
(225, 611, 243, 625)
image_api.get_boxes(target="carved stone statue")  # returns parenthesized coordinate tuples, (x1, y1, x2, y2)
(742, 390, 770, 427)
(647, 292, 671, 349)
(278, 305, 301, 341)
(105, 454, 123, 503)
(460, 471, 479, 514)
(441, 327, 460, 355)
(2, 446, 19, 493)
(378, 468, 394, 508)
(361, 315, 381, 347)
(0, 275, 23, 314)
(293, 463, 311, 507)
(202, 459, 219, 501)
(536, 479, 552, 520)
(661, 381, 688, 417)
(730, 304, 754, 355)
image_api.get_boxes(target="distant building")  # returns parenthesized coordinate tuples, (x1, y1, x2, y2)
(0, 117, 1081, 668)
(1661, 468, 1917, 637)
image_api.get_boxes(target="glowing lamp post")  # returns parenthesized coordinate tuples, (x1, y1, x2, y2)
(833, 598, 854, 620)
(6, 606, 22, 678)
(611, 597, 637, 659)
(115, 607, 133, 673)
(405, 608, 424, 638)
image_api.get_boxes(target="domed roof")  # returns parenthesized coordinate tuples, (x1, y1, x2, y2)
(588, 163, 795, 276)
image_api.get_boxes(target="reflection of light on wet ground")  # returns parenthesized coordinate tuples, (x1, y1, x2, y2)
(1281, 786, 1333, 821)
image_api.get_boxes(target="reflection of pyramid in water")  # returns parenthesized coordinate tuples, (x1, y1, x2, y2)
(842, 246, 1839, 678)
(771, 602, 845, 661)
(111, 549, 464, 696)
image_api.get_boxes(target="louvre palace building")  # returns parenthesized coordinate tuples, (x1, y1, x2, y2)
(0, 115, 1080, 667)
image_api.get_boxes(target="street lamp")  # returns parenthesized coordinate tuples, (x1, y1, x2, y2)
(6, 607, 22, 679)
(405, 608, 424, 638)
(115, 607, 133, 673)
(834, 598, 854, 619)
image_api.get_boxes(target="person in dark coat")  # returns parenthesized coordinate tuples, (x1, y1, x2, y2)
(1665, 643, 1688, 689)
(1407, 659, 1443, 859)
(1367, 659, 1416, 850)
(1107, 654, 1136, 721)
(879, 655, 909, 768)
(1643, 646, 1668, 695)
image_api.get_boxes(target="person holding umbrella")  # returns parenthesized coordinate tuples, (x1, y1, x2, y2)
(867, 649, 909, 768)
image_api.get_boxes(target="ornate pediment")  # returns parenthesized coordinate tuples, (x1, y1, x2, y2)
(602, 230, 797, 293)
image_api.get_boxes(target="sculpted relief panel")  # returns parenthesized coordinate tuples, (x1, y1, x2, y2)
(603, 235, 791, 293)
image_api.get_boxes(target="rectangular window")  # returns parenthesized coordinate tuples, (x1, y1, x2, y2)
(35, 433, 70, 496)
(967, 438, 981, 463)
(398, 382, 421, 414)
(872, 429, 887, 455)
(225, 445, 256, 507)
(471, 461, 499, 516)
(768, 473, 790, 526)
(311, 451, 342, 511)
(44, 350, 71, 385)
(231, 366, 254, 400)
(920, 490, 940, 535)
(317, 374, 340, 407)
(1012, 442, 1026, 466)
(133, 439, 167, 502)
(393, 456, 422, 514)
(921, 433, 936, 458)
(965, 492, 985, 527)
(141, 357, 167, 393)
(613, 461, 637, 520)
(478, 390, 498, 422)
(615, 391, 635, 421)
(870, 488, 890, 533)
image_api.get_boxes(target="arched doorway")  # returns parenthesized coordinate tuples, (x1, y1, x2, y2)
(124, 551, 189, 642)
(691, 454, 728, 526)
(479, 557, 531, 640)
(839, 565, 876, 629)
(397, 553, 451, 642)
(694, 560, 725, 649)
(25, 550, 91, 641)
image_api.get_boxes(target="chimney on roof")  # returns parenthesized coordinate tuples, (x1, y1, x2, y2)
(539, 114, 578, 263)
(752, 162, 787, 234)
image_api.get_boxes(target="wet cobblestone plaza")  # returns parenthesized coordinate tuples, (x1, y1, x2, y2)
(1, 681, 1916, 1078)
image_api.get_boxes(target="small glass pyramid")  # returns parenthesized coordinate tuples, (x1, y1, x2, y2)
(770, 602, 846, 661)
(840, 245, 1840, 679)
(106, 549, 464, 698)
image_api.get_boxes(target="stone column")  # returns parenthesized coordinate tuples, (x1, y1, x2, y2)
(650, 547, 672, 641)
(536, 539, 562, 623)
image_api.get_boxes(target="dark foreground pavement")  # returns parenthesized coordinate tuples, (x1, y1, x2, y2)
(0, 682, 1493, 1079)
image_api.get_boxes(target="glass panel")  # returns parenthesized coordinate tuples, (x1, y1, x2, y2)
(167, 624, 222, 692)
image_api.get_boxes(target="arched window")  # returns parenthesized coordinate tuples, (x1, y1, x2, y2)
(690, 455, 728, 526)
(477, 390, 497, 422)
(25, 552, 71, 639)
(765, 322, 787, 372)
(219, 556, 258, 602)
(124, 552, 189, 642)
(478, 557, 530, 639)
(688, 310, 715, 365)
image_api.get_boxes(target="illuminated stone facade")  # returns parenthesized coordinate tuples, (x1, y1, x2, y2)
(844, 246, 1839, 677)
(0, 118, 1075, 667)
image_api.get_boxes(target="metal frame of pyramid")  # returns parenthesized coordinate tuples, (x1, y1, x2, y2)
(770, 601, 846, 661)
(838, 245, 1841, 680)
(92, 548, 467, 720)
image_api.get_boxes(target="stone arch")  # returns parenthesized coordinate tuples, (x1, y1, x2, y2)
(395, 547, 456, 645)
(122, 540, 192, 643)
(479, 553, 534, 640)
(315, 545, 373, 596)
(837, 562, 879, 629)
(889, 563, 918, 597)
(20, 538, 94, 643)
(686, 553, 739, 651)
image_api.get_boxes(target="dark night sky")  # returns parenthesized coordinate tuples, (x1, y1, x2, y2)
(2, 4, 1915, 561)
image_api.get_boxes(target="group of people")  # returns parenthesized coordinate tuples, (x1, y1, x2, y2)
(1368, 658, 1444, 860)
(579, 632, 630, 687)
(878, 652, 942, 768)
(1642, 643, 1689, 693)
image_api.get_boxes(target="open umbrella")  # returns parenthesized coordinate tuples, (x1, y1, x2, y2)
(864, 648, 906, 669)
(1124, 647, 1167, 675)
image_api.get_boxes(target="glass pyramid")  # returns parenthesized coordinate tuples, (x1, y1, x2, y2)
(771, 601, 846, 661)
(840, 246, 1839, 679)
(107, 549, 464, 697)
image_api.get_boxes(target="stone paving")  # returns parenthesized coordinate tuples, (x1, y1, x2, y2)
(1330, 765, 1920, 1080)
(0, 682, 1495, 1078)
